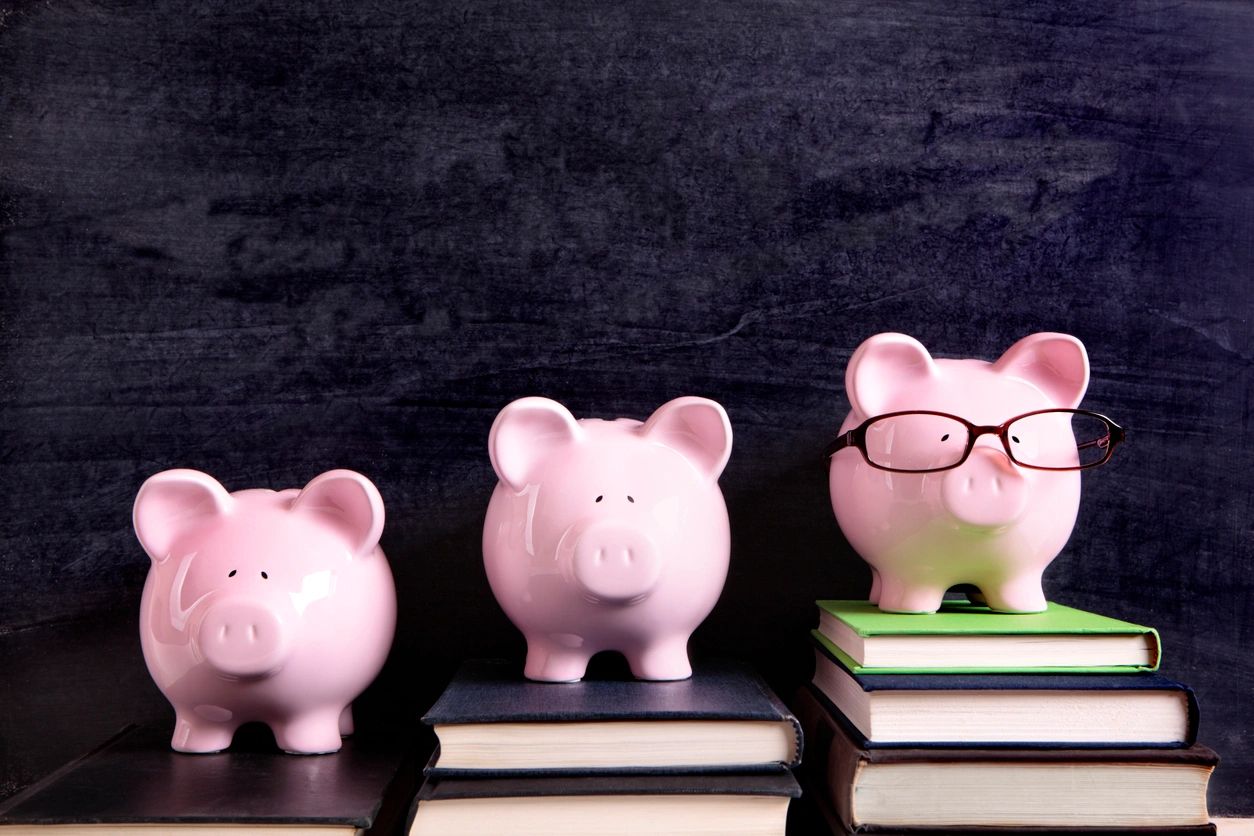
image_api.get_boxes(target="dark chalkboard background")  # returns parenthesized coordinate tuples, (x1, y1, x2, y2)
(2, 0, 1251, 821)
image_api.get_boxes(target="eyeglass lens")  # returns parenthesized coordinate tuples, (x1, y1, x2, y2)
(1006, 411, 1112, 469)
(863, 413, 969, 472)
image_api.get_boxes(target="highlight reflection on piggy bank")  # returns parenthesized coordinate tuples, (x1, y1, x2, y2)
(134, 469, 396, 754)
(483, 396, 733, 682)
(827, 333, 1125, 614)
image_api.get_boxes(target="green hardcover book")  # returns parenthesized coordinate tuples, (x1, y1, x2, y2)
(815, 599, 1161, 674)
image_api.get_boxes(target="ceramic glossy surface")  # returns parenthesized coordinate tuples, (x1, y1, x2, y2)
(483, 396, 733, 682)
(134, 469, 396, 754)
(829, 333, 1091, 614)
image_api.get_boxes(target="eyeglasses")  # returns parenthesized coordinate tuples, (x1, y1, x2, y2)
(825, 408, 1126, 474)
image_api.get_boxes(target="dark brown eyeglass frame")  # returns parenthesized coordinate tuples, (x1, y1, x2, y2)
(824, 408, 1126, 473)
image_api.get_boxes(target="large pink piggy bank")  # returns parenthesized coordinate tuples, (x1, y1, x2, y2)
(829, 333, 1122, 614)
(483, 396, 733, 682)
(133, 469, 396, 754)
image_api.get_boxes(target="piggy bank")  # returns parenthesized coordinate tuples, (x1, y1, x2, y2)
(483, 396, 733, 682)
(133, 469, 396, 754)
(829, 332, 1116, 614)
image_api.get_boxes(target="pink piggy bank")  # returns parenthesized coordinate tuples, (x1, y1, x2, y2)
(829, 333, 1124, 614)
(483, 396, 733, 682)
(133, 469, 396, 754)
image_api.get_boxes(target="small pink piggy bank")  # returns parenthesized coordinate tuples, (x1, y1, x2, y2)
(134, 469, 396, 754)
(483, 396, 733, 682)
(829, 333, 1124, 614)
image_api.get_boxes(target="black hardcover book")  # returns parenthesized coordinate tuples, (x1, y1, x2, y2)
(422, 658, 803, 776)
(407, 771, 801, 836)
(0, 724, 416, 835)
(812, 638, 1200, 748)
(792, 685, 1217, 834)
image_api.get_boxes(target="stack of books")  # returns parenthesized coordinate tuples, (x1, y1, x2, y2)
(409, 659, 802, 836)
(796, 598, 1218, 835)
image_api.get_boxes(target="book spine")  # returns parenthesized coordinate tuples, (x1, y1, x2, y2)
(748, 671, 806, 768)
(792, 687, 865, 832)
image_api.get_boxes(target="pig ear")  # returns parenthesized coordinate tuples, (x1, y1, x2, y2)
(993, 333, 1090, 408)
(845, 333, 938, 418)
(489, 397, 583, 492)
(290, 470, 385, 557)
(134, 470, 233, 562)
(641, 397, 733, 481)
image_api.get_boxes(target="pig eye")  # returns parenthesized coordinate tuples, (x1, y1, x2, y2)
(941, 433, 950, 442)
(627, 495, 635, 503)
(260, 571, 269, 580)
(228, 569, 237, 578)
(595, 495, 603, 503)
(1011, 435, 1021, 444)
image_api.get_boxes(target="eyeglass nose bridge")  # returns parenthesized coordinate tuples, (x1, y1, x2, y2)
(967, 424, 1013, 459)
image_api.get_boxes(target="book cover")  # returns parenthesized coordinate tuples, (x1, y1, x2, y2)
(423, 658, 803, 775)
(0, 724, 415, 833)
(793, 685, 1218, 834)
(408, 771, 800, 836)
(812, 636, 1200, 748)
(415, 771, 803, 801)
(816, 599, 1162, 674)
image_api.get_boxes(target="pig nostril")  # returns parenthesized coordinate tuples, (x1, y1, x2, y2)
(993, 477, 1002, 493)
(626, 548, 634, 563)
(218, 624, 228, 640)
(965, 477, 974, 492)
(248, 624, 257, 643)
(594, 548, 604, 564)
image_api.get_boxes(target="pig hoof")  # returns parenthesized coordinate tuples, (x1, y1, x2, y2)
(274, 713, 344, 754)
(628, 643, 693, 681)
(338, 705, 354, 737)
(983, 590, 1048, 613)
(524, 645, 590, 682)
(980, 576, 1047, 613)
(877, 585, 945, 614)
(171, 715, 236, 753)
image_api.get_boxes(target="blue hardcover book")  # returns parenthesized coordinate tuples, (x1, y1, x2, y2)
(422, 658, 803, 776)
(812, 635, 1199, 748)
(407, 771, 801, 836)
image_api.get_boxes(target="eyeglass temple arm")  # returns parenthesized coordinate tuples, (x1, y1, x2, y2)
(824, 430, 857, 461)
(1076, 422, 1126, 451)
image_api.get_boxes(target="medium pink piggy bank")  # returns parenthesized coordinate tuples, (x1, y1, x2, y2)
(829, 333, 1124, 614)
(134, 469, 396, 754)
(483, 396, 733, 682)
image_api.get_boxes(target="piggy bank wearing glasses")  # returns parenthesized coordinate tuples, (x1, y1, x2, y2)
(827, 333, 1124, 613)
(484, 396, 733, 682)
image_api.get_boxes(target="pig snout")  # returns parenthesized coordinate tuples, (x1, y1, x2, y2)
(571, 521, 661, 604)
(940, 446, 1029, 529)
(198, 601, 290, 678)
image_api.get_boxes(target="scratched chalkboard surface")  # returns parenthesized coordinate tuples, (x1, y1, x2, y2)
(1, 0, 1251, 820)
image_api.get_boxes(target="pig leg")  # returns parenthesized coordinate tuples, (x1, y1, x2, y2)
(876, 573, 945, 614)
(980, 573, 1047, 614)
(273, 708, 345, 754)
(627, 635, 693, 681)
(338, 704, 354, 737)
(171, 711, 237, 753)
(868, 568, 882, 604)
(524, 638, 592, 682)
